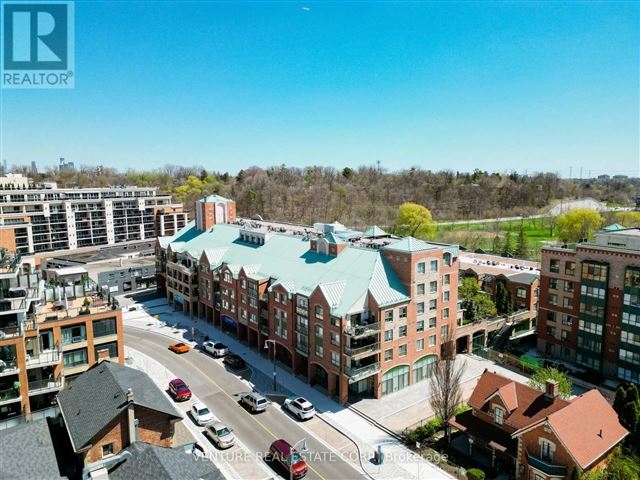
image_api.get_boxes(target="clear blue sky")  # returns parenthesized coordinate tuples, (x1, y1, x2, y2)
(1, 1, 638, 176)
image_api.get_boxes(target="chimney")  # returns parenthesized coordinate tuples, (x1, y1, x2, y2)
(126, 388, 136, 445)
(96, 348, 110, 362)
(545, 379, 559, 399)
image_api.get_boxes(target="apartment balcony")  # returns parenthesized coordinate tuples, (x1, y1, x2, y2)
(296, 323, 309, 335)
(295, 340, 309, 356)
(28, 377, 64, 396)
(26, 349, 62, 369)
(0, 388, 21, 406)
(344, 362, 380, 383)
(295, 306, 308, 317)
(525, 451, 567, 477)
(0, 359, 19, 377)
(259, 323, 269, 335)
(344, 342, 380, 359)
(345, 321, 380, 338)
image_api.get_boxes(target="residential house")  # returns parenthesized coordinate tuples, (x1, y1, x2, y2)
(449, 370, 627, 479)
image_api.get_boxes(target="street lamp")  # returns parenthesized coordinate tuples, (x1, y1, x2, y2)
(289, 438, 309, 480)
(264, 340, 277, 392)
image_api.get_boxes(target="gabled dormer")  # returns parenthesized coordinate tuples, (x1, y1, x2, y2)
(310, 232, 347, 257)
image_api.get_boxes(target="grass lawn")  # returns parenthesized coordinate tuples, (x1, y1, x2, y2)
(435, 218, 557, 261)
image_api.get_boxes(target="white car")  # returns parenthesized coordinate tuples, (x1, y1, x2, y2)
(204, 421, 236, 448)
(190, 402, 214, 426)
(202, 341, 229, 358)
(284, 396, 316, 420)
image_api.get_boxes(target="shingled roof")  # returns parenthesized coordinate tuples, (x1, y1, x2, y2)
(516, 390, 628, 470)
(108, 443, 224, 480)
(57, 361, 180, 451)
(0, 418, 65, 479)
(468, 370, 569, 430)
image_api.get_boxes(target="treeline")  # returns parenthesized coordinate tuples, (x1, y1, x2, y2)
(13, 164, 639, 227)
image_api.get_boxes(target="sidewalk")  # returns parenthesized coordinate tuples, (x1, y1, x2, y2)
(121, 297, 456, 480)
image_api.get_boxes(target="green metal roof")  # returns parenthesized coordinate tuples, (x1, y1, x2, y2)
(166, 223, 410, 315)
(324, 232, 345, 244)
(383, 236, 438, 252)
(363, 225, 388, 238)
(602, 223, 626, 231)
(200, 195, 233, 203)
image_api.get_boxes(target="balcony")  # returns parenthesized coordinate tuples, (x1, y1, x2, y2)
(344, 362, 380, 383)
(345, 322, 380, 338)
(259, 323, 269, 335)
(26, 349, 61, 369)
(0, 388, 21, 406)
(296, 323, 309, 335)
(525, 451, 567, 477)
(296, 306, 308, 316)
(344, 342, 380, 358)
(28, 377, 64, 396)
(0, 359, 19, 377)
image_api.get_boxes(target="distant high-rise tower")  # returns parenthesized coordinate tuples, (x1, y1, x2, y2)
(31, 161, 37, 173)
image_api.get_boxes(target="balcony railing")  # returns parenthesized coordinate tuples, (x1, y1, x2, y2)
(344, 362, 380, 381)
(259, 323, 269, 335)
(345, 322, 380, 338)
(344, 342, 380, 358)
(0, 388, 20, 404)
(296, 306, 308, 316)
(525, 451, 567, 477)
(26, 349, 61, 368)
(28, 377, 64, 395)
(296, 323, 309, 335)
(295, 341, 309, 355)
(0, 358, 18, 376)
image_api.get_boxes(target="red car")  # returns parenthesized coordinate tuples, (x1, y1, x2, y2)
(269, 439, 307, 478)
(168, 378, 191, 401)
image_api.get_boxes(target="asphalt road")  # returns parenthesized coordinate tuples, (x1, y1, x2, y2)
(125, 327, 364, 480)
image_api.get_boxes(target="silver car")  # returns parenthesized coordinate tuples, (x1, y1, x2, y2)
(204, 421, 235, 448)
(241, 392, 269, 413)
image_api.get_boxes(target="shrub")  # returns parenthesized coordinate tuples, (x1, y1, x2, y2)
(405, 418, 443, 444)
(467, 468, 485, 480)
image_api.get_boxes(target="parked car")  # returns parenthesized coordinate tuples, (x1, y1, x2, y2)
(223, 354, 246, 370)
(202, 341, 229, 358)
(204, 421, 236, 449)
(269, 439, 308, 479)
(168, 378, 192, 401)
(169, 342, 190, 354)
(283, 396, 316, 420)
(240, 392, 269, 413)
(190, 402, 214, 425)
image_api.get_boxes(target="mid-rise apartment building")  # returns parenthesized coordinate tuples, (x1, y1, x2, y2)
(538, 227, 640, 383)
(0, 174, 187, 255)
(0, 251, 124, 420)
(157, 195, 459, 404)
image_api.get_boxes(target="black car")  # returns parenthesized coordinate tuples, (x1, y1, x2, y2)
(223, 354, 246, 370)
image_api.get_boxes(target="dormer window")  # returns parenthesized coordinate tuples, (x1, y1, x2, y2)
(494, 406, 505, 425)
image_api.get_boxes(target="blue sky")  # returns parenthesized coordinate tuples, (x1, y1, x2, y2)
(1, 0, 638, 176)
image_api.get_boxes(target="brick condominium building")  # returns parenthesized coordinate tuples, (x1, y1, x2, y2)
(156, 196, 459, 403)
(538, 226, 640, 383)
(0, 250, 124, 420)
(0, 174, 187, 255)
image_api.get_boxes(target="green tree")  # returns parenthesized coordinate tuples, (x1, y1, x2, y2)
(394, 202, 436, 239)
(459, 277, 497, 321)
(495, 281, 514, 315)
(556, 209, 604, 243)
(614, 385, 628, 416)
(492, 235, 501, 253)
(528, 367, 572, 399)
(514, 222, 529, 258)
(613, 211, 640, 228)
(602, 451, 640, 480)
(501, 231, 513, 256)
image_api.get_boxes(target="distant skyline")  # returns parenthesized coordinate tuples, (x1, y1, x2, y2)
(1, 1, 638, 176)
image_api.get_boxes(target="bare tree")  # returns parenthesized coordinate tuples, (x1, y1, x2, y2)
(428, 338, 465, 444)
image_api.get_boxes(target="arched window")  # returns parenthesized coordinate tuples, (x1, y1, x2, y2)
(381, 365, 410, 395)
(412, 355, 437, 383)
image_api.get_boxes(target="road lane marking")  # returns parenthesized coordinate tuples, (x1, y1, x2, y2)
(177, 351, 328, 480)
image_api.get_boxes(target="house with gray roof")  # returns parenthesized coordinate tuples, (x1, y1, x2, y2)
(0, 418, 66, 480)
(106, 442, 224, 480)
(57, 361, 181, 466)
